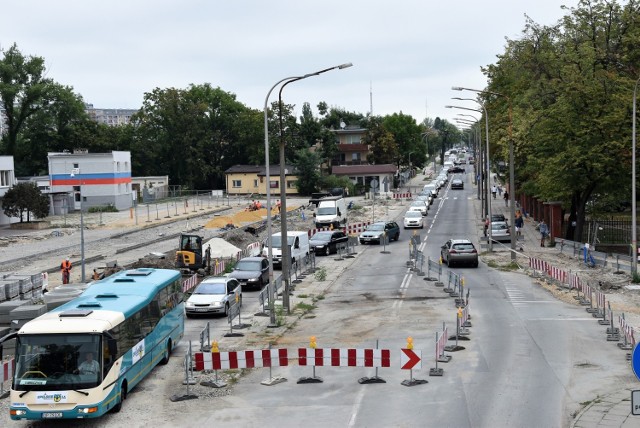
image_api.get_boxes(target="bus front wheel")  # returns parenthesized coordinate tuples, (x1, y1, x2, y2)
(160, 340, 172, 365)
(112, 382, 127, 413)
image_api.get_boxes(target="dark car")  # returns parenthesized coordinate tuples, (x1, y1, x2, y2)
(491, 213, 506, 222)
(440, 239, 479, 267)
(359, 221, 400, 245)
(448, 165, 465, 174)
(451, 179, 464, 190)
(227, 256, 269, 290)
(310, 230, 348, 256)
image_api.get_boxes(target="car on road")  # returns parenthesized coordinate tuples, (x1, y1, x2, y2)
(227, 256, 269, 290)
(448, 165, 466, 174)
(410, 200, 429, 215)
(403, 210, 424, 229)
(185, 276, 242, 317)
(359, 221, 400, 245)
(309, 230, 348, 256)
(451, 179, 464, 190)
(440, 239, 479, 267)
(490, 221, 511, 242)
(491, 213, 506, 222)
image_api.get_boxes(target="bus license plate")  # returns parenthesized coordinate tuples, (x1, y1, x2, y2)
(42, 412, 63, 418)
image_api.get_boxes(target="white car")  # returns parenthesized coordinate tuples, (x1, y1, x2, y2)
(185, 277, 242, 317)
(403, 210, 424, 229)
(409, 200, 428, 216)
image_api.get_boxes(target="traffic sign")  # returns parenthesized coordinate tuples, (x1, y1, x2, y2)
(632, 344, 640, 381)
(632, 390, 640, 415)
(400, 348, 421, 370)
(370, 179, 378, 191)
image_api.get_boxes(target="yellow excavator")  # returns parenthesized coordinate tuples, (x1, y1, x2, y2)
(175, 234, 211, 275)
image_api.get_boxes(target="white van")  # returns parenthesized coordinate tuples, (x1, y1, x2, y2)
(262, 231, 310, 269)
(314, 196, 347, 229)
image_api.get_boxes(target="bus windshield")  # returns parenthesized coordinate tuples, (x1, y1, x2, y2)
(14, 334, 103, 391)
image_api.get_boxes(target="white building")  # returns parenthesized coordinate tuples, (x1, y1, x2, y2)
(48, 150, 133, 214)
(0, 156, 17, 226)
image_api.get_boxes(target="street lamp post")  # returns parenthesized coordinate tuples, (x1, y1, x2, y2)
(265, 63, 352, 314)
(446, 104, 493, 250)
(453, 86, 515, 260)
(70, 168, 86, 282)
(632, 77, 640, 276)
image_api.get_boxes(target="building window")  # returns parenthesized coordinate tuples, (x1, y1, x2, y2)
(269, 181, 279, 189)
(0, 170, 10, 187)
(232, 180, 242, 188)
(347, 135, 361, 144)
(351, 153, 361, 162)
(253, 179, 258, 188)
(287, 180, 296, 189)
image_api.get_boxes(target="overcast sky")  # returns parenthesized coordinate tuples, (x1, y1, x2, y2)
(1, 1, 577, 126)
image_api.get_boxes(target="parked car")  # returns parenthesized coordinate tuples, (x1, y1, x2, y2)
(309, 230, 348, 256)
(451, 179, 464, 190)
(440, 239, 479, 267)
(491, 213, 506, 222)
(359, 221, 400, 245)
(403, 210, 424, 229)
(227, 256, 269, 290)
(185, 276, 242, 317)
(409, 200, 429, 216)
(490, 221, 511, 242)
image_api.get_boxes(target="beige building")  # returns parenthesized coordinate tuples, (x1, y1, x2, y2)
(224, 165, 299, 196)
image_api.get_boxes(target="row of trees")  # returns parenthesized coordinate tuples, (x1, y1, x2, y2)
(0, 44, 460, 195)
(471, 0, 640, 241)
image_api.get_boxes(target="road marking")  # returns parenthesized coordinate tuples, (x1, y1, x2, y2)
(528, 318, 596, 321)
(348, 387, 367, 427)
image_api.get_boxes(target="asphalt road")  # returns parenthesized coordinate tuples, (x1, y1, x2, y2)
(2, 172, 637, 427)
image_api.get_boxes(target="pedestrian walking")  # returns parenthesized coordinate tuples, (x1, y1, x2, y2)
(538, 219, 549, 247)
(515, 212, 524, 237)
(491, 185, 497, 199)
(484, 216, 490, 237)
(497, 185, 503, 196)
(503, 191, 509, 207)
(60, 257, 72, 284)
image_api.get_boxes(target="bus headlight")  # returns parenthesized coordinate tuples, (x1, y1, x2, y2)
(77, 407, 98, 414)
(11, 409, 27, 416)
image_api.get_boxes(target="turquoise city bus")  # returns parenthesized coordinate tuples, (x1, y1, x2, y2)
(1, 268, 184, 421)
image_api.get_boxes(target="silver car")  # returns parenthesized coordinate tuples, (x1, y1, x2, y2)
(403, 210, 424, 229)
(185, 277, 242, 317)
(490, 221, 511, 243)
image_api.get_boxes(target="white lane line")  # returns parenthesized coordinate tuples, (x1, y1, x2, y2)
(348, 387, 367, 427)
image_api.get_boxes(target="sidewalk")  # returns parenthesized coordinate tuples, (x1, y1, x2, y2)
(409, 167, 637, 428)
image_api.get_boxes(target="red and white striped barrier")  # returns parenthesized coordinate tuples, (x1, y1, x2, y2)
(392, 193, 412, 199)
(547, 265, 567, 284)
(181, 273, 199, 293)
(594, 289, 606, 311)
(246, 241, 261, 255)
(529, 257, 548, 272)
(194, 349, 289, 371)
(436, 326, 448, 360)
(619, 315, 636, 348)
(307, 222, 372, 237)
(461, 305, 470, 326)
(297, 348, 391, 368)
(1, 358, 14, 384)
(212, 259, 227, 275)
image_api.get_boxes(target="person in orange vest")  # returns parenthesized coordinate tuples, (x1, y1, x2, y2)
(61, 257, 72, 284)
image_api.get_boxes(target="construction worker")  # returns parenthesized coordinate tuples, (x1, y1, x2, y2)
(61, 257, 72, 284)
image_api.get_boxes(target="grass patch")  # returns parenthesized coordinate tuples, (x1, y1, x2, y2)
(295, 302, 315, 312)
(315, 294, 325, 301)
(297, 294, 309, 298)
(314, 267, 327, 281)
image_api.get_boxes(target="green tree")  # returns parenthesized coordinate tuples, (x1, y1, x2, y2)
(2, 182, 49, 222)
(363, 116, 398, 164)
(294, 149, 321, 195)
(382, 113, 424, 168)
(483, 0, 635, 240)
(0, 44, 56, 157)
